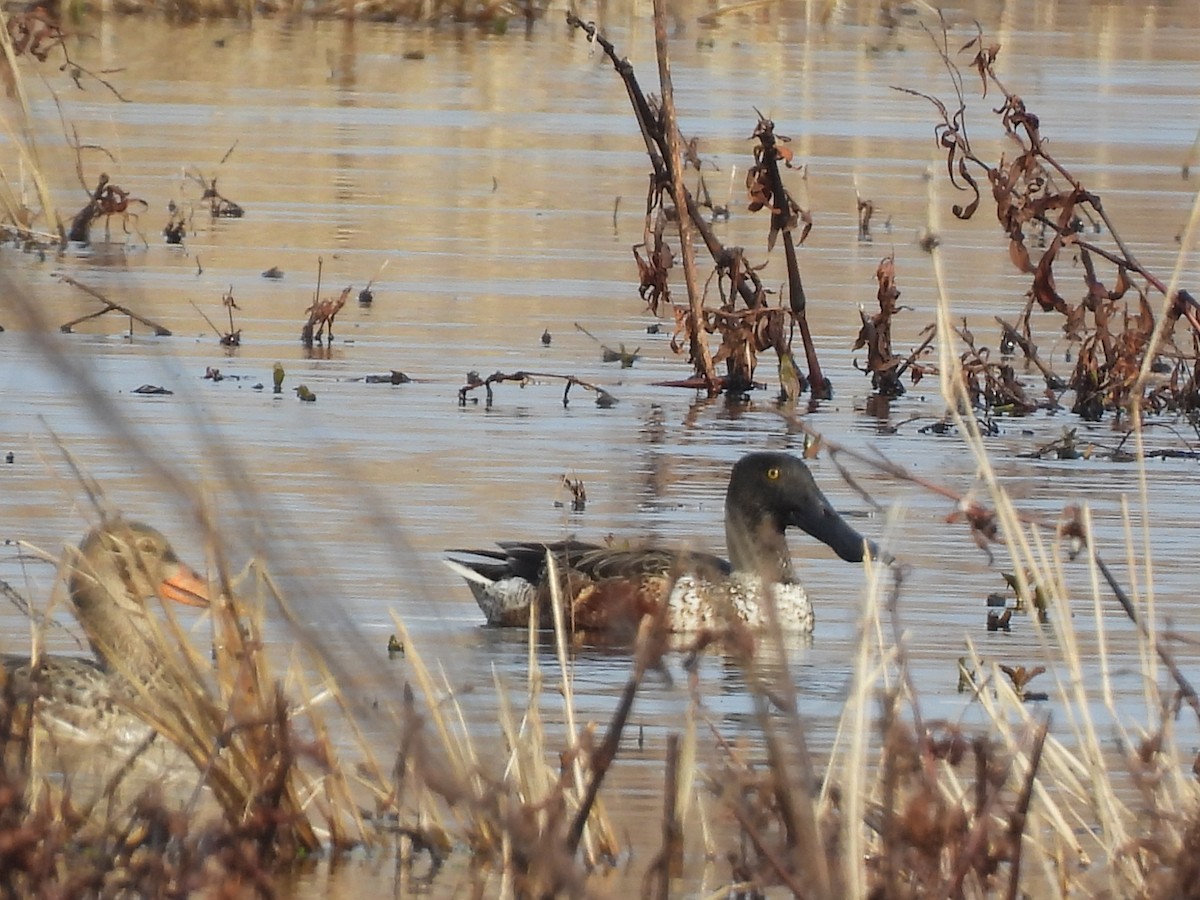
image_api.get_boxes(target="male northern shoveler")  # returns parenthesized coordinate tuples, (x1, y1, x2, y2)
(3, 519, 210, 757)
(445, 451, 873, 634)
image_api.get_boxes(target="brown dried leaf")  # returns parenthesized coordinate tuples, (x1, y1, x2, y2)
(1031, 239, 1068, 314)
(1110, 265, 1131, 301)
(952, 155, 981, 219)
(797, 208, 813, 245)
(1008, 237, 1034, 273)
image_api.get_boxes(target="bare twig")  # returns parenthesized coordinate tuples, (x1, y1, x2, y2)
(56, 275, 170, 335)
(457, 370, 617, 408)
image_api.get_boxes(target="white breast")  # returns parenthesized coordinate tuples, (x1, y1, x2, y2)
(666, 573, 813, 633)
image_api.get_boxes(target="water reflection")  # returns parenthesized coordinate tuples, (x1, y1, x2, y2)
(3, 0, 1200, 891)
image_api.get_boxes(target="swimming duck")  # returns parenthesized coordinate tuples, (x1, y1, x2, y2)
(445, 451, 872, 634)
(3, 519, 210, 754)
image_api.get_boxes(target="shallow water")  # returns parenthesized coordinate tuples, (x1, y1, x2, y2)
(2, 0, 1200, 891)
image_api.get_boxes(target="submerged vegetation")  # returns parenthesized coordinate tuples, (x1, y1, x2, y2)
(1, 0, 1200, 895)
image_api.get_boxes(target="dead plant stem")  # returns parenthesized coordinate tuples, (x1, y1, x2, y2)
(1005, 718, 1049, 900)
(56, 275, 171, 335)
(651, 0, 717, 394)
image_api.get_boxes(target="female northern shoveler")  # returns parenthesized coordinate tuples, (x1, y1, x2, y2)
(445, 451, 873, 634)
(3, 519, 210, 755)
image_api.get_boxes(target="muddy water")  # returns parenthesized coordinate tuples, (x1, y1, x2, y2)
(2, 0, 1200, 891)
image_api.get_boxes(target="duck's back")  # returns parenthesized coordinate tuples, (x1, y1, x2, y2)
(0, 653, 204, 806)
(447, 541, 819, 633)
(3, 655, 156, 749)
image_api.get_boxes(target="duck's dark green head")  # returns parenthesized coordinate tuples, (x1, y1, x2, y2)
(725, 452, 870, 574)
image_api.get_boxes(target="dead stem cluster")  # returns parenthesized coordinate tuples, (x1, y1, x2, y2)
(570, 12, 832, 400)
(568, 12, 1200, 425)
(5, 5, 1199, 427)
(900, 20, 1200, 422)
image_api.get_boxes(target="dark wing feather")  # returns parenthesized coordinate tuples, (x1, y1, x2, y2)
(449, 540, 731, 585)
(571, 546, 732, 580)
(448, 540, 604, 583)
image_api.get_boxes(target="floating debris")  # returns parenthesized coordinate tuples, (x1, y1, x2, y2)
(361, 371, 411, 384)
(603, 344, 640, 367)
(358, 259, 389, 306)
(987, 608, 1013, 632)
(560, 474, 586, 512)
(132, 384, 172, 395)
(575, 323, 640, 367)
(190, 288, 241, 346)
(1019, 427, 1091, 461)
(458, 370, 617, 409)
(163, 207, 186, 244)
(262, 266, 285, 280)
(1000, 664, 1049, 702)
(187, 144, 245, 218)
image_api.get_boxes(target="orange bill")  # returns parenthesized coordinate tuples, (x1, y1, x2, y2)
(158, 563, 211, 607)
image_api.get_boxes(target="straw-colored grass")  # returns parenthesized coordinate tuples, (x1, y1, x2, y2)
(0, 9, 64, 245)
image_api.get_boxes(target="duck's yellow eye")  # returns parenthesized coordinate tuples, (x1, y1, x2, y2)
(766, 467, 780, 480)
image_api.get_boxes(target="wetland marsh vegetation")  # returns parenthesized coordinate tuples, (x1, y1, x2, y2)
(1, 0, 1200, 895)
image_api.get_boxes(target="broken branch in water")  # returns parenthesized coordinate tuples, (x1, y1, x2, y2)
(746, 112, 823, 399)
(891, 327, 938, 388)
(573, 323, 640, 367)
(566, 13, 843, 401)
(186, 143, 245, 218)
(55, 275, 170, 335)
(995, 317, 1065, 390)
(651, 0, 718, 396)
(457, 370, 618, 409)
(190, 287, 241, 346)
(566, 14, 816, 399)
